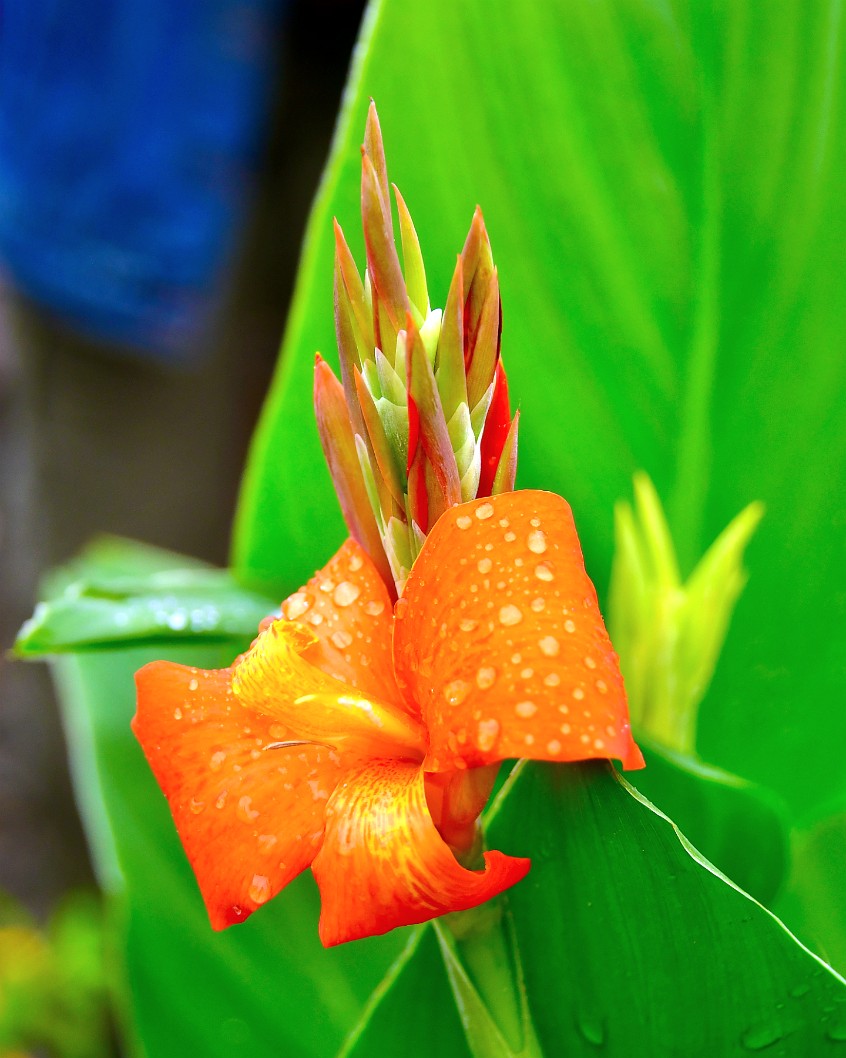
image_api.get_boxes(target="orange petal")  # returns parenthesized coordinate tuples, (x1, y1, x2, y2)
(312, 759, 529, 946)
(394, 491, 644, 771)
(278, 539, 405, 709)
(133, 662, 342, 928)
(232, 620, 425, 760)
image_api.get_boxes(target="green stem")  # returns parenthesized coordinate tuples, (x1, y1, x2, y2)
(434, 900, 544, 1058)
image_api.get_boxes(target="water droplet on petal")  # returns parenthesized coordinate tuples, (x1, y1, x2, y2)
(545, 673, 561, 687)
(573, 687, 585, 701)
(477, 557, 493, 574)
(564, 619, 577, 633)
(561, 723, 571, 734)
(188, 678, 199, 692)
(476, 718, 500, 752)
(237, 795, 260, 823)
(585, 655, 597, 670)
(504, 531, 517, 542)
(459, 618, 478, 632)
(173, 707, 183, 720)
(535, 564, 554, 582)
(444, 679, 472, 706)
(499, 604, 523, 627)
(527, 529, 547, 554)
(456, 514, 473, 529)
(307, 611, 324, 626)
(475, 502, 494, 520)
(539, 635, 560, 657)
(257, 834, 278, 855)
(515, 700, 537, 718)
(395, 598, 409, 619)
(248, 874, 272, 905)
(210, 751, 226, 771)
(333, 581, 361, 607)
(477, 666, 497, 689)
(189, 798, 205, 814)
(348, 552, 364, 572)
(547, 739, 562, 754)
(531, 597, 546, 612)
(364, 599, 385, 616)
(596, 679, 608, 693)
(331, 629, 353, 649)
(284, 592, 310, 619)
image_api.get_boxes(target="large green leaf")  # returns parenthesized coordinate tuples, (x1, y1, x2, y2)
(341, 762, 846, 1055)
(630, 738, 789, 905)
(233, 0, 846, 824)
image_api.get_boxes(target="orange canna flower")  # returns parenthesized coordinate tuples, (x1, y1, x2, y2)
(133, 489, 643, 946)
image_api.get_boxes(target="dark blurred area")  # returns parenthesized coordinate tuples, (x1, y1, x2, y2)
(0, 0, 366, 919)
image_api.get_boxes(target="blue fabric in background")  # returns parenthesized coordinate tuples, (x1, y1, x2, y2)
(0, 0, 286, 360)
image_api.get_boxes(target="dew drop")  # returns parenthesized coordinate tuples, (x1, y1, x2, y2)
(284, 592, 310, 619)
(539, 635, 560, 657)
(585, 655, 597, 670)
(257, 834, 278, 855)
(188, 678, 199, 692)
(564, 619, 577, 633)
(515, 700, 537, 718)
(249, 874, 272, 905)
(475, 502, 494, 520)
(545, 672, 561, 688)
(504, 531, 517, 542)
(499, 518, 510, 528)
(237, 795, 260, 823)
(348, 552, 364, 572)
(476, 666, 497, 689)
(210, 751, 226, 771)
(561, 723, 571, 735)
(476, 718, 500, 752)
(364, 599, 385, 616)
(395, 598, 409, 619)
(527, 529, 547, 554)
(531, 597, 546, 613)
(499, 604, 523, 627)
(189, 798, 205, 814)
(596, 679, 608, 694)
(173, 707, 183, 720)
(459, 618, 478, 632)
(594, 738, 605, 750)
(331, 629, 354, 649)
(547, 739, 562, 754)
(334, 581, 361, 607)
(520, 667, 534, 679)
(477, 557, 493, 574)
(215, 791, 228, 809)
(535, 564, 554, 582)
(307, 611, 324, 626)
(740, 1024, 786, 1051)
(444, 679, 472, 706)
(572, 687, 585, 701)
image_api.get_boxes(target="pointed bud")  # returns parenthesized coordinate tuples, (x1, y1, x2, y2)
(608, 472, 764, 755)
(491, 412, 519, 495)
(478, 361, 512, 496)
(361, 152, 408, 334)
(313, 356, 394, 591)
(393, 184, 428, 320)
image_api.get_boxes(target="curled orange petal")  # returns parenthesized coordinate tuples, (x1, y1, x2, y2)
(133, 662, 341, 928)
(312, 759, 529, 946)
(394, 490, 644, 771)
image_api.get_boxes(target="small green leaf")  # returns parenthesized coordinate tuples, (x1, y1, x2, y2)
(15, 568, 276, 657)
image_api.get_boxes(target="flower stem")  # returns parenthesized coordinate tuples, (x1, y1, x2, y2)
(434, 899, 544, 1058)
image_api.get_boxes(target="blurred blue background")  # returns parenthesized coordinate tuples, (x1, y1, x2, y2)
(0, 0, 365, 929)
